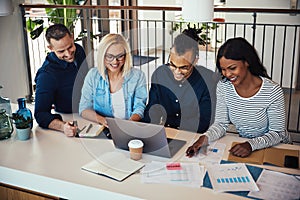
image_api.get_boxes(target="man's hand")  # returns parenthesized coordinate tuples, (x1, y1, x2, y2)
(48, 119, 77, 137)
(229, 142, 252, 157)
(63, 121, 78, 137)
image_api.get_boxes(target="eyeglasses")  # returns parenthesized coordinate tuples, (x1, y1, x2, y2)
(105, 53, 126, 62)
(166, 54, 197, 72)
(166, 62, 192, 72)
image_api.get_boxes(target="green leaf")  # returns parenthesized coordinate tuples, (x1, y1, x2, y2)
(26, 19, 44, 33)
(11, 113, 32, 129)
(30, 25, 44, 40)
(28, 0, 79, 39)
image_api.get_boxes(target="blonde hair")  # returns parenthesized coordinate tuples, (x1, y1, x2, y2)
(97, 33, 132, 79)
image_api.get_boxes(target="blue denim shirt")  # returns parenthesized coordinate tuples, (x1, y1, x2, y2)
(79, 67, 147, 119)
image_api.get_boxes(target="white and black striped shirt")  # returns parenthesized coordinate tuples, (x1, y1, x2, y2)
(205, 77, 291, 150)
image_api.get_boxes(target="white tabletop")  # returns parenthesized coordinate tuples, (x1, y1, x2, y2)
(0, 112, 299, 200)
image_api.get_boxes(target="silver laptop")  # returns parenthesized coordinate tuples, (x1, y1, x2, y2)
(106, 117, 186, 158)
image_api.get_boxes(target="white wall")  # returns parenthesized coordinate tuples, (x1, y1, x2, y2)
(225, 0, 300, 24)
(137, 0, 178, 54)
(0, 0, 29, 103)
(225, 0, 300, 88)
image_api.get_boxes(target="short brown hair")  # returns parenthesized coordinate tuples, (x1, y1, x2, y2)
(45, 24, 71, 44)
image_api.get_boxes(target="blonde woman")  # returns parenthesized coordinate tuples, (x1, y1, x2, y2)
(79, 34, 147, 127)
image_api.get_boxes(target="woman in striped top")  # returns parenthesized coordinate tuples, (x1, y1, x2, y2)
(186, 37, 291, 158)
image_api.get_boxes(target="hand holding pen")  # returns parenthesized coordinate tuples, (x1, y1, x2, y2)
(63, 120, 78, 137)
(186, 135, 209, 157)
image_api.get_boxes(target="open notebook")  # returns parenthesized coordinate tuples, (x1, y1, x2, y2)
(81, 151, 145, 181)
(78, 124, 105, 138)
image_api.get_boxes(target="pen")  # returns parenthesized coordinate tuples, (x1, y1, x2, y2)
(72, 120, 79, 137)
(72, 120, 78, 127)
(86, 124, 93, 133)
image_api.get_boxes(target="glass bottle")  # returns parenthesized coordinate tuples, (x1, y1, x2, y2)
(16, 98, 33, 129)
(0, 109, 13, 140)
(0, 85, 12, 116)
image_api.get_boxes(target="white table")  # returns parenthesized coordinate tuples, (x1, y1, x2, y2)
(1, 113, 299, 200)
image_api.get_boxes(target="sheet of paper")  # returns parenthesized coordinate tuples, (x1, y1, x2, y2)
(206, 163, 259, 193)
(248, 169, 300, 200)
(141, 161, 206, 188)
(180, 142, 226, 166)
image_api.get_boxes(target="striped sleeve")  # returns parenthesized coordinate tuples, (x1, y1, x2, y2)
(205, 81, 229, 142)
(204, 78, 291, 150)
(247, 84, 291, 150)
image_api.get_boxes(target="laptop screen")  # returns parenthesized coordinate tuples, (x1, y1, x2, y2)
(106, 117, 186, 158)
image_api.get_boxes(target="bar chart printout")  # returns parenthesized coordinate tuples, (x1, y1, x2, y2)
(207, 163, 259, 192)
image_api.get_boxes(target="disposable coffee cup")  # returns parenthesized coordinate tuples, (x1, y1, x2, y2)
(128, 139, 144, 160)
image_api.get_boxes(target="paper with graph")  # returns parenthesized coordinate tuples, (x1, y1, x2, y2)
(206, 163, 259, 192)
(141, 161, 206, 188)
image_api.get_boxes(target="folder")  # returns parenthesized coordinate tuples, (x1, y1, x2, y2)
(227, 142, 299, 168)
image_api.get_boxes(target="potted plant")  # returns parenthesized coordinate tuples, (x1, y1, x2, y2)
(26, 0, 84, 40)
(170, 22, 220, 51)
(11, 113, 33, 141)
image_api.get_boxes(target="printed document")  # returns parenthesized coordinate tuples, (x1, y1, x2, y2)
(180, 141, 226, 166)
(248, 169, 300, 200)
(141, 161, 205, 188)
(206, 163, 259, 192)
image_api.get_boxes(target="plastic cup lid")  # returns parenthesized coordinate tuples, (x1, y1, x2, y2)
(128, 139, 144, 148)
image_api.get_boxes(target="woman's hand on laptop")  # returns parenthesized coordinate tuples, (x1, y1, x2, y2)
(81, 109, 108, 128)
(129, 114, 141, 122)
(186, 135, 208, 157)
(97, 115, 108, 128)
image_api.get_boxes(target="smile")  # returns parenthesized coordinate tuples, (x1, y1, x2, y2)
(110, 64, 119, 68)
(229, 76, 237, 82)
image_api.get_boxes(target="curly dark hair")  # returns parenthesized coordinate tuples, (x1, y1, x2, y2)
(173, 24, 203, 58)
